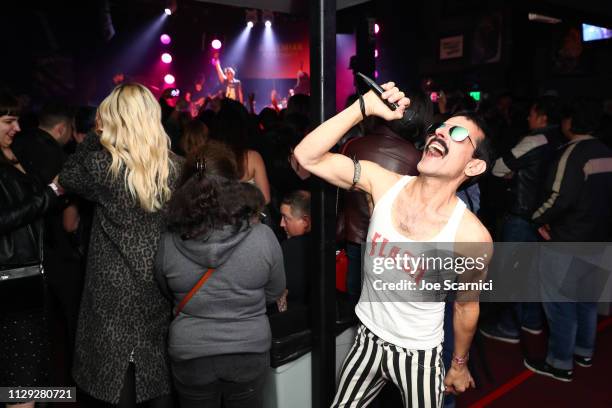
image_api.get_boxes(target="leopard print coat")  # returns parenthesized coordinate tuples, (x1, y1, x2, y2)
(59, 133, 183, 404)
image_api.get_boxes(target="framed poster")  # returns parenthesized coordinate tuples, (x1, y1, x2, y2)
(440, 35, 464, 60)
(471, 13, 502, 64)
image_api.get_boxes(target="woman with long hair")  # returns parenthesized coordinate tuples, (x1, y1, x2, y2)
(58, 83, 182, 407)
(155, 141, 285, 408)
(210, 99, 271, 203)
(179, 119, 208, 158)
(0, 92, 63, 408)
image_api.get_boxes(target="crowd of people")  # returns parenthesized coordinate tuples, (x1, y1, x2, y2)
(1, 72, 612, 408)
(0, 79, 315, 408)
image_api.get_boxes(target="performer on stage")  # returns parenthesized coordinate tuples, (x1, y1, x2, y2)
(214, 58, 243, 104)
(185, 77, 207, 117)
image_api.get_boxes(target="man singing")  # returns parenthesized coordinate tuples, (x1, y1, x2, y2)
(295, 82, 493, 408)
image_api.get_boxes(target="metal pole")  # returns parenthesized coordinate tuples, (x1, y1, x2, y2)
(310, 0, 336, 407)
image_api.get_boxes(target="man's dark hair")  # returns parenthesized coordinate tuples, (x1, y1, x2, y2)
(39, 102, 74, 130)
(0, 92, 20, 117)
(75, 106, 97, 134)
(564, 98, 603, 135)
(533, 95, 561, 126)
(258, 107, 280, 131)
(282, 190, 311, 217)
(287, 94, 310, 118)
(452, 110, 494, 187)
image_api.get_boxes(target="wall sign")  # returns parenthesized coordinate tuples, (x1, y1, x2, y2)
(439, 35, 464, 60)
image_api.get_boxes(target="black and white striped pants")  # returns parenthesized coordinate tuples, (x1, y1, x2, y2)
(331, 325, 445, 408)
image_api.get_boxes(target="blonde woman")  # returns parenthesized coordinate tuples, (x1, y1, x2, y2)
(58, 83, 182, 408)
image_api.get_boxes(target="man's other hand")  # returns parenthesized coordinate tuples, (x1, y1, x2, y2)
(443, 365, 475, 395)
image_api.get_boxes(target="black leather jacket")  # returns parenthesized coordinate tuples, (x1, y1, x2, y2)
(0, 161, 58, 269)
(533, 136, 612, 241)
(493, 127, 561, 218)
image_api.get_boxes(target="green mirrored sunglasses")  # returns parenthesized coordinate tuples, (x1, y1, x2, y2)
(427, 122, 475, 149)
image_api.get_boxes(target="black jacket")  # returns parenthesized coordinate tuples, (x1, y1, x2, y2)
(492, 127, 561, 218)
(532, 136, 612, 241)
(281, 233, 311, 305)
(12, 127, 78, 276)
(0, 161, 58, 269)
(12, 128, 66, 185)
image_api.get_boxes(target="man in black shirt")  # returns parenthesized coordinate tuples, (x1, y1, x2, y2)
(280, 190, 311, 306)
(13, 102, 83, 381)
(13, 102, 74, 184)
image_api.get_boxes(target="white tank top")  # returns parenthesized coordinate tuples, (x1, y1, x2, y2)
(355, 176, 466, 349)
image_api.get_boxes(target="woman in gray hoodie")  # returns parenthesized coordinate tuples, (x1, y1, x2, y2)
(155, 141, 285, 408)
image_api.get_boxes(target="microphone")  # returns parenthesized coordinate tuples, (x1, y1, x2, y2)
(356, 72, 416, 122)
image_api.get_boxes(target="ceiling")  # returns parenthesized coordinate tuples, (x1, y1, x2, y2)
(193, 0, 371, 14)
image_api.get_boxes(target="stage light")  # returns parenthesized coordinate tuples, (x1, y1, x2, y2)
(374, 49, 379, 58)
(374, 23, 380, 34)
(164, 74, 175, 84)
(245, 9, 258, 27)
(161, 53, 172, 63)
(165, 0, 176, 16)
(374, 70, 379, 79)
(160, 34, 171, 44)
(211, 39, 222, 50)
(262, 10, 274, 28)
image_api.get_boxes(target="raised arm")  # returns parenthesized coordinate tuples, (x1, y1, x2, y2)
(214, 59, 226, 84)
(293, 83, 409, 196)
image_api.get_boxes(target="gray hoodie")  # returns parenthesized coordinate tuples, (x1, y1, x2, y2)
(155, 223, 285, 361)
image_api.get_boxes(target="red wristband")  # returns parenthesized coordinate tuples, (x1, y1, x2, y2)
(452, 353, 469, 366)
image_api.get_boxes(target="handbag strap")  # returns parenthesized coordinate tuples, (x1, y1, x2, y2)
(174, 268, 214, 317)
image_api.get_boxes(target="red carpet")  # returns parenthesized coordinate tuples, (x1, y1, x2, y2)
(458, 316, 612, 408)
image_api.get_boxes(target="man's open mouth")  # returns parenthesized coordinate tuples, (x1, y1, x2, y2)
(425, 138, 448, 158)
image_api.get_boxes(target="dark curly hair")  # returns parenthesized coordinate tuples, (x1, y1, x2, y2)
(167, 141, 260, 240)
